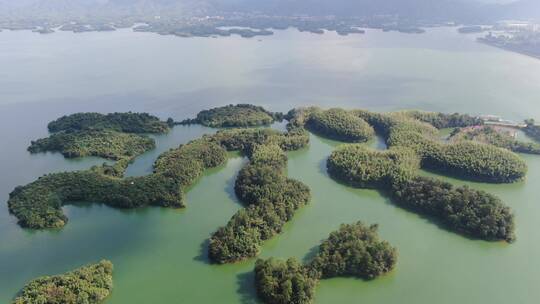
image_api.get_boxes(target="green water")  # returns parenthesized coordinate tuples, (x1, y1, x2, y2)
(1, 27, 540, 303)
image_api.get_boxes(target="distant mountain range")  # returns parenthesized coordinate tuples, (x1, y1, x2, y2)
(0, 0, 538, 22)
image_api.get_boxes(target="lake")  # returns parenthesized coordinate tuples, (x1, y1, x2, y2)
(1, 27, 540, 303)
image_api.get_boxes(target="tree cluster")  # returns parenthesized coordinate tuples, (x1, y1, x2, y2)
(10, 125, 309, 230)
(305, 108, 375, 142)
(310, 222, 397, 279)
(48, 112, 171, 133)
(12, 260, 113, 304)
(254, 222, 397, 304)
(426, 141, 527, 183)
(327, 144, 420, 188)
(8, 138, 228, 229)
(209, 141, 311, 264)
(326, 143, 516, 242)
(28, 129, 156, 160)
(254, 258, 318, 304)
(356, 110, 527, 183)
(392, 176, 515, 242)
(181, 104, 283, 128)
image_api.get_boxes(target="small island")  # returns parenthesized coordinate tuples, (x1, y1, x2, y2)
(254, 222, 397, 304)
(28, 129, 156, 160)
(299, 107, 375, 142)
(12, 260, 113, 304)
(28, 112, 170, 176)
(180, 104, 283, 128)
(47, 112, 171, 134)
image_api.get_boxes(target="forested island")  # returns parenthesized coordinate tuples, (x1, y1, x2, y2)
(12, 260, 113, 304)
(27, 112, 172, 176)
(180, 104, 283, 127)
(302, 108, 375, 142)
(254, 222, 397, 304)
(28, 130, 156, 160)
(47, 112, 171, 133)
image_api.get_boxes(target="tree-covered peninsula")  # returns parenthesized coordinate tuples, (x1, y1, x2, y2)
(12, 260, 113, 304)
(355, 110, 527, 183)
(9, 139, 223, 228)
(8, 125, 309, 232)
(208, 126, 311, 263)
(327, 145, 515, 242)
(180, 104, 284, 128)
(254, 222, 397, 304)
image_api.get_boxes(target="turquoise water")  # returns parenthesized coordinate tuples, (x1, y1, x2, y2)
(1, 27, 540, 303)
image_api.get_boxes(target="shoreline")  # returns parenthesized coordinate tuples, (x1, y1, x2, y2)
(478, 39, 540, 60)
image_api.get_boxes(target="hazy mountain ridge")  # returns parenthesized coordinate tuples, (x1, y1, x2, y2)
(0, 0, 209, 18)
(0, 0, 538, 22)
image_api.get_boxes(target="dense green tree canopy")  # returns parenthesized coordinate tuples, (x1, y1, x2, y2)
(305, 108, 375, 142)
(355, 110, 527, 183)
(181, 104, 283, 127)
(327, 144, 516, 242)
(209, 132, 311, 263)
(28, 129, 156, 160)
(9, 137, 228, 229)
(10, 124, 310, 233)
(327, 144, 420, 188)
(48, 112, 170, 133)
(13, 260, 113, 304)
(254, 222, 397, 304)
(254, 258, 317, 304)
(310, 222, 397, 279)
(392, 176, 515, 242)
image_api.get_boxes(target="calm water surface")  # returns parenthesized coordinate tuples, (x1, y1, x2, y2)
(1, 27, 540, 303)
